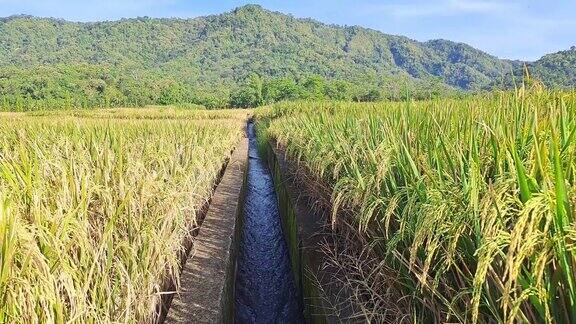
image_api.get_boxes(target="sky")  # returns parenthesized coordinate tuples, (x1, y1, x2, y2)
(0, 0, 574, 61)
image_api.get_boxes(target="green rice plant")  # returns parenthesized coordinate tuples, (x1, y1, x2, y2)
(259, 90, 576, 323)
(0, 109, 246, 322)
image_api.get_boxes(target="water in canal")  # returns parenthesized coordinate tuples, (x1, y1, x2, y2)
(235, 122, 304, 323)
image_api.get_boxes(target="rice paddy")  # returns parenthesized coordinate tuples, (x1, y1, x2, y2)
(258, 89, 576, 323)
(0, 108, 247, 323)
(4, 88, 576, 323)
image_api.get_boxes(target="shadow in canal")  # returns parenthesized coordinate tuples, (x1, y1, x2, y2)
(235, 122, 304, 323)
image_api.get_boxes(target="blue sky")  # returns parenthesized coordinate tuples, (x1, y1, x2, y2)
(0, 0, 574, 61)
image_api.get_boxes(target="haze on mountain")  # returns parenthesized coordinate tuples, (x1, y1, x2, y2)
(0, 4, 574, 109)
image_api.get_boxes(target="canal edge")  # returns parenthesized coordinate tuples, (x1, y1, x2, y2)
(263, 136, 357, 324)
(164, 132, 249, 324)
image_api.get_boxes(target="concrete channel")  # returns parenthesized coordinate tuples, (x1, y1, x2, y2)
(234, 121, 303, 323)
(165, 133, 248, 323)
(164, 121, 344, 323)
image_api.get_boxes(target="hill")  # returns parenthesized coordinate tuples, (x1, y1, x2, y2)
(0, 5, 573, 109)
(528, 47, 576, 87)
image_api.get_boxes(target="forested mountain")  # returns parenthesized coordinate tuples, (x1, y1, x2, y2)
(0, 4, 573, 109)
(528, 47, 576, 88)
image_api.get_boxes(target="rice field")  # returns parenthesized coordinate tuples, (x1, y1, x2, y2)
(258, 89, 576, 323)
(0, 108, 247, 323)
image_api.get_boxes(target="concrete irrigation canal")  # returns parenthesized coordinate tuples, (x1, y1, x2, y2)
(165, 121, 342, 323)
(234, 122, 304, 323)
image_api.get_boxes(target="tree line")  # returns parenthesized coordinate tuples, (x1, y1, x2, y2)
(0, 64, 460, 111)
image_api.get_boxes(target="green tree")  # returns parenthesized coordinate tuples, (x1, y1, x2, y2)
(302, 75, 326, 100)
(354, 88, 382, 102)
(325, 80, 351, 100)
(230, 74, 265, 108)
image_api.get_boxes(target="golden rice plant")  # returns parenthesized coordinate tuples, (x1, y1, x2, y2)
(259, 90, 576, 323)
(0, 109, 245, 323)
(24, 106, 249, 121)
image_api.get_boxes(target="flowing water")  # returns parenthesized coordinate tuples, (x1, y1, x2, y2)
(235, 122, 304, 323)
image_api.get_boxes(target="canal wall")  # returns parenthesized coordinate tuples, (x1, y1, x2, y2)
(262, 137, 353, 324)
(164, 136, 248, 324)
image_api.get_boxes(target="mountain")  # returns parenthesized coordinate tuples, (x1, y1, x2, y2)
(0, 5, 573, 109)
(528, 47, 576, 88)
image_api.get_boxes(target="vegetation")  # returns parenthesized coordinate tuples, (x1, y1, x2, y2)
(228, 74, 456, 108)
(0, 64, 457, 111)
(1, 3, 576, 323)
(0, 108, 247, 322)
(526, 47, 576, 88)
(0, 5, 574, 110)
(258, 88, 576, 323)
